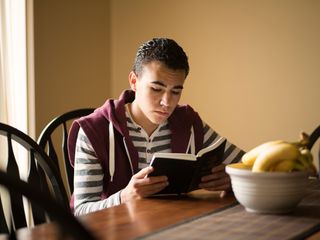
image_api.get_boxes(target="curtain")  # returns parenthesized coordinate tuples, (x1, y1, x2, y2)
(0, 0, 33, 229)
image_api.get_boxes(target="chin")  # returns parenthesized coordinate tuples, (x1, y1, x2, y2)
(149, 112, 170, 125)
(151, 117, 167, 125)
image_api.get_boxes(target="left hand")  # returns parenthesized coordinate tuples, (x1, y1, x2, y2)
(120, 166, 168, 203)
(199, 164, 231, 196)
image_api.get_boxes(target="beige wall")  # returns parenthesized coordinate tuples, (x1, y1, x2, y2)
(110, 0, 320, 158)
(34, 0, 111, 135)
(34, 0, 320, 167)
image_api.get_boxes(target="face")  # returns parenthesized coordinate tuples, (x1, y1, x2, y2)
(129, 61, 186, 132)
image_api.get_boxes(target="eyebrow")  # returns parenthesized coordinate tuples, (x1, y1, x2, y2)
(151, 81, 184, 90)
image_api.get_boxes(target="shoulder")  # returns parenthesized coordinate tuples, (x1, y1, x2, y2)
(172, 104, 203, 130)
(78, 108, 109, 131)
(169, 104, 204, 152)
(172, 104, 201, 120)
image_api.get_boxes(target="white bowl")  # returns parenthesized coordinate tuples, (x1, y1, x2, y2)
(226, 164, 309, 214)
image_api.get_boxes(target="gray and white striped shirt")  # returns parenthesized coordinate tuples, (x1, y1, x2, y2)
(73, 109, 244, 215)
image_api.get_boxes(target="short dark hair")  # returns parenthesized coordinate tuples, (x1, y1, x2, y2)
(133, 38, 189, 77)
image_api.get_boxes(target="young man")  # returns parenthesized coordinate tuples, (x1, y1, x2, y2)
(68, 38, 245, 215)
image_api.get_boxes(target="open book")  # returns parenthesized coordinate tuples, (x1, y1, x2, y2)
(148, 137, 227, 195)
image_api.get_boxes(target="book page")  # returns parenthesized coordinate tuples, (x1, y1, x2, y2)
(151, 152, 197, 161)
(196, 137, 226, 157)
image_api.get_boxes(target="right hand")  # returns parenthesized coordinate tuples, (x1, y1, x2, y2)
(120, 166, 168, 203)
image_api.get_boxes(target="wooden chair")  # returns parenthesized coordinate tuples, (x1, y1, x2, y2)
(0, 122, 69, 233)
(37, 108, 95, 196)
(307, 125, 320, 178)
(307, 125, 320, 150)
(0, 170, 96, 240)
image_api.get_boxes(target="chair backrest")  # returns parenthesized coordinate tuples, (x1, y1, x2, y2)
(0, 170, 96, 240)
(37, 108, 95, 196)
(307, 125, 320, 150)
(0, 122, 69, 233)
(307, 125, 320, 178)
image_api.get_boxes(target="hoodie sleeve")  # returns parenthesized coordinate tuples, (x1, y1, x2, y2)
(73, 128, 122, 216)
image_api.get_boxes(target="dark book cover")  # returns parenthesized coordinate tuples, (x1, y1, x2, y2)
(148, 137, 227, 195)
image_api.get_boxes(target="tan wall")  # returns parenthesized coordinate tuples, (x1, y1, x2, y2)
(34, 0, 111, 135)
(34, 0, 320, 168)
(110, 0, 320, 156)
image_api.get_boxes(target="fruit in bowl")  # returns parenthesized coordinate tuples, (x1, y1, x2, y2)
(226, 134, 316, 214)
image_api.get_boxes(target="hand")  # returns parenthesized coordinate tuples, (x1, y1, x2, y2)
(120, 166, 168, 203)
(199, 164, 231, 197)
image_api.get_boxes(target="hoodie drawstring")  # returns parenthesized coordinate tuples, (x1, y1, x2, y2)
(108, 122, 135, 182)
(123, 137, 134, 175)
(109, 122, 115, 182)
(186, 126, 195, 154)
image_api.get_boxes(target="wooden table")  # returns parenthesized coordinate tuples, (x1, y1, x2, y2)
(16, 189, 320, 240)
(16, 190, 235, 240)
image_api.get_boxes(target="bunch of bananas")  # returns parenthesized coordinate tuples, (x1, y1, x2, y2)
(240, 133, 317, 173)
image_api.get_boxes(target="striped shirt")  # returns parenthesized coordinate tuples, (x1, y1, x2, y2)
(126, 109, 172, 169)
(73, 108, 244, 215)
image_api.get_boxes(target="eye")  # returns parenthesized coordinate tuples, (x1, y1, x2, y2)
(171, 90, 182, 95)
(151, 87, 162, 92)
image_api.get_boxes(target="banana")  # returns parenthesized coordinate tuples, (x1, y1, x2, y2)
(229, 162, 252, 170)
(292, 161, 307, 171)
(299, 148, 313, 164)
(298, 132, 310, 147)
(252, 142, 300, 172)
(298, 148, 317, 175)
(272, 159, 296, 172)
(297, 152, 311, 169)
(241, 140, 284, 166)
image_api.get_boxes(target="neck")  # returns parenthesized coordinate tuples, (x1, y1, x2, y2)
(127, 102, 158, 136)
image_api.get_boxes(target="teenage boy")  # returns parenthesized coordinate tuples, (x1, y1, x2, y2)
(68, 38, 244, 215)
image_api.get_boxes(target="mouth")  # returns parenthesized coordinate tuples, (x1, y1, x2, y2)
(155, 110, 170, 117)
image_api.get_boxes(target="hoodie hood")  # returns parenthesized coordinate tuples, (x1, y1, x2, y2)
(98, 90, 135, 136)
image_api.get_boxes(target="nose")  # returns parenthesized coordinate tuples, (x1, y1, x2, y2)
(160, 92, 170, 107)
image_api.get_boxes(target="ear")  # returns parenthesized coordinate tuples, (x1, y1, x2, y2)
(128, 71, 138, 91)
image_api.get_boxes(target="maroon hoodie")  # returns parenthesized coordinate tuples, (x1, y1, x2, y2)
(68, 90, 204, 209)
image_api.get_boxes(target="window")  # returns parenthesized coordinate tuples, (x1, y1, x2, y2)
(0, 0, 35, 228)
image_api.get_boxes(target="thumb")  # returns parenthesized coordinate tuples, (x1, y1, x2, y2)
(135, 166, 154, 179)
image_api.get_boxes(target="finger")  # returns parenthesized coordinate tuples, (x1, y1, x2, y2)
(138, 181, 169, 196)
(201, 171, 229, 182)
(134, 166, 154, 179)
(211, 164, 226, 173)
(134, 172, 168, 189)
(199, 176, 231, 189)
(201, 182, 231, 192)
(219, 190, 227, 198)
(199, 179, 230, 188)
(219, 188, 232, 198)
(143, 175, 168, 184)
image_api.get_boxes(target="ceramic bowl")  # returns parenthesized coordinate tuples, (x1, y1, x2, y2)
(226, 163, 309, 214)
